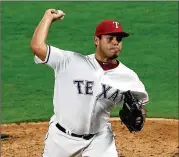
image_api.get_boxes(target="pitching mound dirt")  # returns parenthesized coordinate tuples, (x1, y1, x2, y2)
(1, 118, 178, 157)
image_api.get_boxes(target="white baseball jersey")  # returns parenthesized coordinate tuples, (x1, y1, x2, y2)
(34, 45, 149, 135)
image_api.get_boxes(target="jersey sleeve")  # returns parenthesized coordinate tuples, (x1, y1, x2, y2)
(130, 73, 149, 105)
(34, 45, 74, 71)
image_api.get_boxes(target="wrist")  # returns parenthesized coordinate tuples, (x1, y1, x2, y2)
(42, 15, 53, 23)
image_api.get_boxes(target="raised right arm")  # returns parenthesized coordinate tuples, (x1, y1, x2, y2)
(30, 9, 65, 61)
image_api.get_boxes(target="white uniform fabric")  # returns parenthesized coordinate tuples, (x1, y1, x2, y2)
(42, 115, 118, 157)
(34, 45, 149, 157)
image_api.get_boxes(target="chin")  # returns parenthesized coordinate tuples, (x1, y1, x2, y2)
(108, 54, 119, 60)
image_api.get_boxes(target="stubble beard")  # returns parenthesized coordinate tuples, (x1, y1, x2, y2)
(98, 46, 120, 61)
(108, 54, 119, 60)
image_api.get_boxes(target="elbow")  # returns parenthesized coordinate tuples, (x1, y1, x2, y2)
(30, 40, 47, 61)
(30, 41, 45, 55)
(30, 41, 40, 55)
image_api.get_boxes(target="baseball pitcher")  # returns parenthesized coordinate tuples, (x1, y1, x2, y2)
(30, 9, 149, 157)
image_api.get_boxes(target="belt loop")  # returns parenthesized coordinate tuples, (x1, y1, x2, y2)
(66, 130, 72, 136)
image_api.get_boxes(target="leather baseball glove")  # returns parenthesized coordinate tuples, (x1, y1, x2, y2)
(119, 90, 146, 133)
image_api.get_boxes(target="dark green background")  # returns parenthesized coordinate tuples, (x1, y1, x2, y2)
(1, 2, 178, 123)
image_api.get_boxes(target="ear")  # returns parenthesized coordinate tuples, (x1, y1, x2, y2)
(94, 36, 100, 46)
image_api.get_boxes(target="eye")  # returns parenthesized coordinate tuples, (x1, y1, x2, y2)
(117, 36, 122, 42)
(107, 36, 122, 42)
(107, 36, 113, 41)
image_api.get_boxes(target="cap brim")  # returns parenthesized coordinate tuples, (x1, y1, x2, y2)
(95, 31, 130, 37)
(118, 32, 130, 37)
(109, 32, 130, 38)
(101, 31, 129, 38)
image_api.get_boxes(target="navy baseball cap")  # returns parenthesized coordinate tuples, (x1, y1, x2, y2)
(95, 20, 129, 37)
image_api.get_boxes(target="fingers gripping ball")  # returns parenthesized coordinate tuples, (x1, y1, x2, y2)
(57, 10, 65, 20)
(50, 9, 65, 20)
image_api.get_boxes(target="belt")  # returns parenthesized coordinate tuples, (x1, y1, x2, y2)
(56, 123, 95, 140)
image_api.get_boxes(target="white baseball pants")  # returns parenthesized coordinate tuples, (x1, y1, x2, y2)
(42, 115, 119, 157)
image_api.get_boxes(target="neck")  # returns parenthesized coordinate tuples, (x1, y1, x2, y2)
(95, 53, 118, 64)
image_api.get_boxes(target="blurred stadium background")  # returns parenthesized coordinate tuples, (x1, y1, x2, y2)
(1, 1, 178, 123)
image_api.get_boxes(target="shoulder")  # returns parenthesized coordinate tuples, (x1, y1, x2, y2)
(67, 51, 94, 63)
(73, 51, 89, 60)
(73, 53, 95, 62)
(49, 45, 87, 59)
(85, 53, 95, 59)
(119, 62, 149, 103)
(119, 62, 139, 79)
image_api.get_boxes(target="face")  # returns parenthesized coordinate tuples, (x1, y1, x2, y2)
(94, 33, 123, 60)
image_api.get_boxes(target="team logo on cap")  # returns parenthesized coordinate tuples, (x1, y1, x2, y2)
(113, 21, 119, 28)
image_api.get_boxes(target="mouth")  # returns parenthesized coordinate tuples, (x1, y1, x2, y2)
(109, 48, 120, 53)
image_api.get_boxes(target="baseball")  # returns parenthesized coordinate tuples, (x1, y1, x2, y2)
(57, 10, 65, 20)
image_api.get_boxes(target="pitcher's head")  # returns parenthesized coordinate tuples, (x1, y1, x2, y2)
(94, 20, 129, 60)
